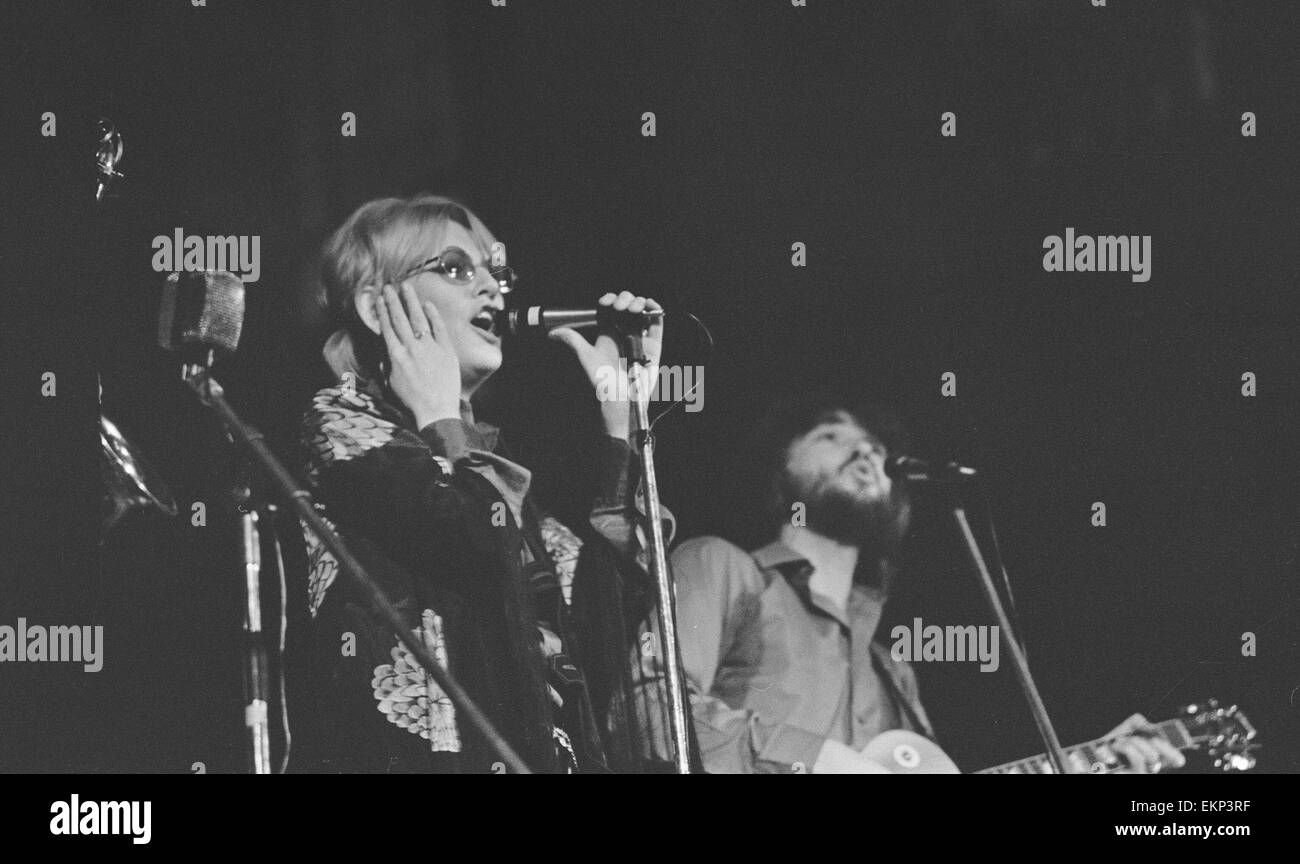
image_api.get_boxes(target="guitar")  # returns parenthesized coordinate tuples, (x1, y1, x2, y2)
(861, 700, 1257, 774)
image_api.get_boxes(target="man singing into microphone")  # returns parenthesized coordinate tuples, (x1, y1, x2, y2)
(641, 394, 1185, 774)
(297, 194, 667, 773)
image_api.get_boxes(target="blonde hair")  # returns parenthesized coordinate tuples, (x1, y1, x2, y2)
(318, 194, 498, 381)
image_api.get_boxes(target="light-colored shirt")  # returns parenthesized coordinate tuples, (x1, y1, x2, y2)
(667, 536, 933, 774)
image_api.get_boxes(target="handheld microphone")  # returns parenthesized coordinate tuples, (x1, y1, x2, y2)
(885, 456, 978, 484)
(496, 304, 663, 336)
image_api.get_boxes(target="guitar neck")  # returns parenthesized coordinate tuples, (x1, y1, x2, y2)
(977, 719, 1192, 775)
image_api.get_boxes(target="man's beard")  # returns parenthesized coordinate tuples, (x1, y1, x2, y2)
(790, 474, 907, 553)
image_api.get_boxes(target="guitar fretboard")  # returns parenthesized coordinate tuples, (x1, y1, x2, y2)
(977, 719, 1191, 775)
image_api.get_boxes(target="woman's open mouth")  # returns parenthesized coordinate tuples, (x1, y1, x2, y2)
(470, 310, 500, 342)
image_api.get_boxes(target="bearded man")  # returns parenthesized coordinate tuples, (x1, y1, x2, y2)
(657, 395, 1183, 774)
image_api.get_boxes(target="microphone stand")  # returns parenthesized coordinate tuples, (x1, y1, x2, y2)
(617, 329, 695, 774)
(230, 464, 273, 774)
(180, 354, 532, 774)
(230, 468, 289, 775)
(949, 495, 1073, 775)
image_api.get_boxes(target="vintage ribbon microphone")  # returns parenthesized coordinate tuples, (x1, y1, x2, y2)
(158, 271, 532, 774)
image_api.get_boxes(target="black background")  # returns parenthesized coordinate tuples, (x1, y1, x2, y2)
(1, 0, 1295, 773)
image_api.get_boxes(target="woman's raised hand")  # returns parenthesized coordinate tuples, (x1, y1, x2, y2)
(547, 291, 664, 440)
(374, 283, 462, 427)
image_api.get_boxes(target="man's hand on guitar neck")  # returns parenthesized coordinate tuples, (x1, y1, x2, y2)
(1106, 713, 1186, 774)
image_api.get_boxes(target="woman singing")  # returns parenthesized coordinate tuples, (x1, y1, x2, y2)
(297, 194, 668, 773)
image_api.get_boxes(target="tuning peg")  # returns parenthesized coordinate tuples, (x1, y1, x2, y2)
(1214, 751, 1256, 772)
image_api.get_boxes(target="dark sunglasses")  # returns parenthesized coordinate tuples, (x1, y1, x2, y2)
(401, 245, 517, 293)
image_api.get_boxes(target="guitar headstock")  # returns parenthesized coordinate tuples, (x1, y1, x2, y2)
(1181, 700, 1258, 772)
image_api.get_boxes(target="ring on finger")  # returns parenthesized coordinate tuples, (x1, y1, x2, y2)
(411, 329, 426, 339)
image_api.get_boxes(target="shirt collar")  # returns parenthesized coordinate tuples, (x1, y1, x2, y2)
(458, 398, 500, 452)
(751, 539, 885, 631)
(751, 540, 809, 574)
(753, 540, 843, 625)
(350, 377, 501, 452)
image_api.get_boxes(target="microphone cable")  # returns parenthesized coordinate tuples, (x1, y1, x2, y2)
(646, 311, 715, 432)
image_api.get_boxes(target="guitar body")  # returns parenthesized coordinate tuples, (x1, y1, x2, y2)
(861, 730, 959, 774)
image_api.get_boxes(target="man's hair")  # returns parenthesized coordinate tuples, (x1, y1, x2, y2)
(736, 391, 912, 587)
